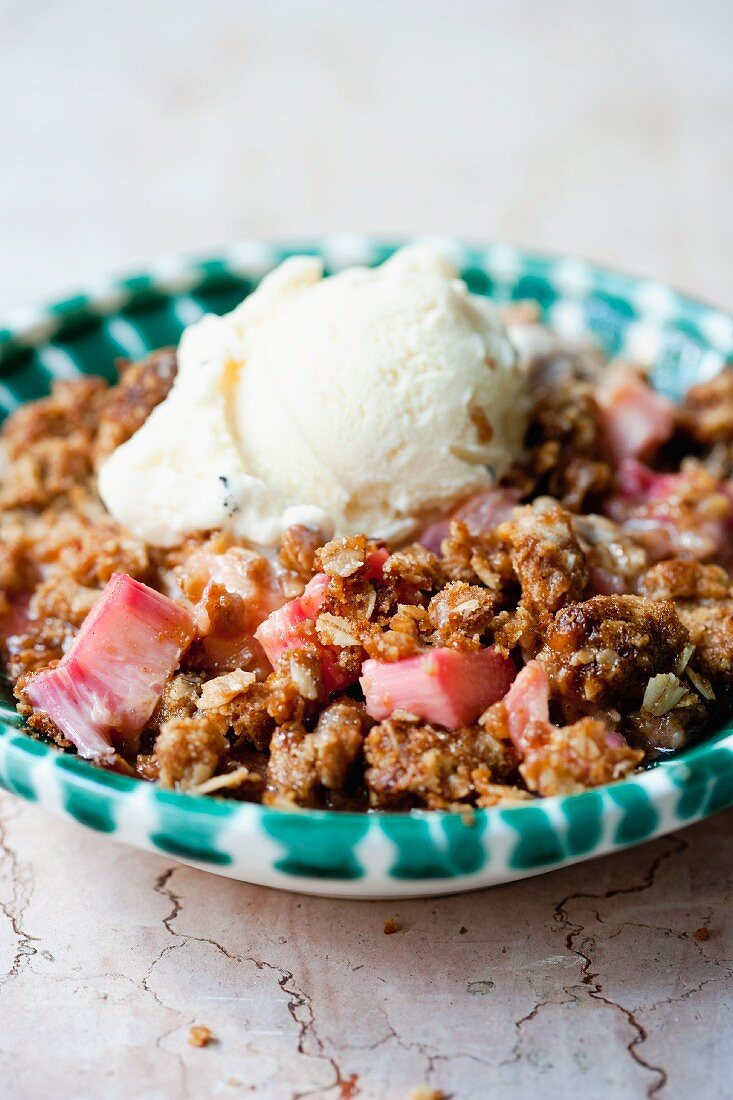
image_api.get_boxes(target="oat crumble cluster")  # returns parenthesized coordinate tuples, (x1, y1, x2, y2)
(2, 315, 733, 812)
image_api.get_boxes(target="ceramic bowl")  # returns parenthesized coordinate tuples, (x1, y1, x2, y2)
(1, 237, 732, 898)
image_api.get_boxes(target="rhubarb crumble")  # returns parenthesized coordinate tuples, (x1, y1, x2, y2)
(2, 298, 733, 811)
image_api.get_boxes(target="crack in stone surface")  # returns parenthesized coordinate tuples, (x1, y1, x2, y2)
(140, 939, 195, 1097)
(133, 867, 208, 1099)
(2, 793, 728, 1100)
(0, 802, 41, 987)
(151, 865, 358, 1100)
(552, 835, 690, 1098)
(501, 985, 578, 1069)
(354, 1012, 476, 1087)
(604, 906, 733, 1017)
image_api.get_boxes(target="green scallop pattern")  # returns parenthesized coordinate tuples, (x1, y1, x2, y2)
(0, 237, 731, 893)
(263, 811, 370, 879)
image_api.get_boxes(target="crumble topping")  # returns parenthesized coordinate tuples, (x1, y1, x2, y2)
(3, 313, 733, 811)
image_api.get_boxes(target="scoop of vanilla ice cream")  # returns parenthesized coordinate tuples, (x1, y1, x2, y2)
(99, 246, 527, 547)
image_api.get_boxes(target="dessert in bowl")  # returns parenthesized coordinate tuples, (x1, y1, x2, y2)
(0, 239, 732, 896)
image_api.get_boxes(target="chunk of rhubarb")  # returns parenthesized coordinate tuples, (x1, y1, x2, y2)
(25, 573, 195, 759)
(364, 547, 389, 580)
(0, 592, 32, 649)
(360, 646, 516, 729)
(607, 458, 733, 562)
(611, 458, 676, 502)
(181, 544, 286, 633)
(500, 661, 637, 788)
(254, 573, 355, 692)
(255, 554, 387, 693)
(501, 661, 550, 751)
(179, 545, 286, 676)
(418, 489, 520, 555)
(255, 583, 320, 662)
(298, 573, 330, 618)
(598, 366, 674, 465)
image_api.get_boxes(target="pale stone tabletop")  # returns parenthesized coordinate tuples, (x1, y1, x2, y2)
(1, 2, 732, 1097)
(1, 795, 731, 1100)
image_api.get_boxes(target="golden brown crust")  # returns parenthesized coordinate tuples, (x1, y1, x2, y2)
(426, 581, 496, 648)
(677, 599, 733, 694)
(537, 595, 691, 712)
(95, 349, 177, 459)
(637, 561, 733, 698)
(155, 713, 229, 791)
(497, 501, 588, 622)
(363, 715, 518, 810)
(214, 681, 274, 752)
(266, 648, 326, 726)
(6, 350, 733, 807)
(440, 520, 514, 590)
(518, 717, 643, 796)
(265, 698, 369, 807)
(0, 377, 110, 510)
(522, 382, 613, 510)
(315, 534, 368, 578)
(151, 672, 203, 728)
(638, 560, 730, 602)
(382, 544, 444, 592)
(188, 1025, 215, 1048)
(279, 524, 322, 580)
(362, 612, 423, 662)
(679, 369, 733, 446)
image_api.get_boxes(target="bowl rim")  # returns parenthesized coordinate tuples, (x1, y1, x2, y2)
(0, 233, 732, 836)
(2, 234, 732, 358)
(0, 715, 731, 828)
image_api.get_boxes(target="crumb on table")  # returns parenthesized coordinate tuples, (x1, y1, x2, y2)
(383, 917, 401, 935)
(693, 926, 710, 942)
(406, 1088, 446, 1100)
(189, 1024, 215, 1047)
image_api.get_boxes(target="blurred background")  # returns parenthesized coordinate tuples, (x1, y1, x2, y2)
(1, 0, 731, 312)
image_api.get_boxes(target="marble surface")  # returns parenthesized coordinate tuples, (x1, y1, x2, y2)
(1, 1, 732, 1097)
(0, 795, 731, 1099)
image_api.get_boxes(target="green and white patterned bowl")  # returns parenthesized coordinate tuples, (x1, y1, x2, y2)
(1, 236, 732, 898)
